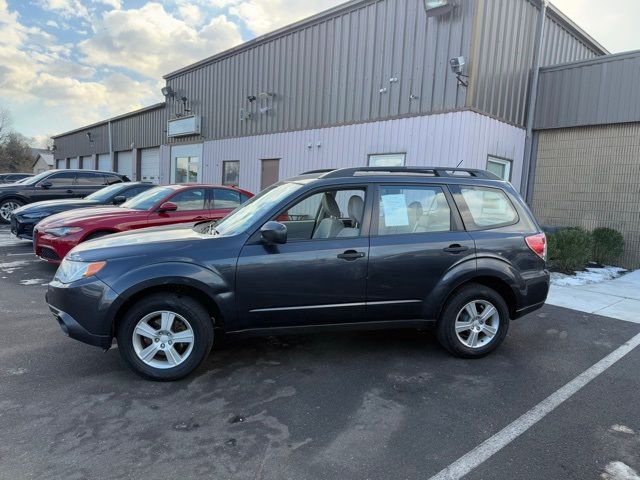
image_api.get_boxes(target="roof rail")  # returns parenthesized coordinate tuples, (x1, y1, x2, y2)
(300, 168, 337, 175)
(318, 166, 501, 180)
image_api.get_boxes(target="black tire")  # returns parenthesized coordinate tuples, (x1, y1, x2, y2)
(0, 198, 24, 224)
(116, 293, 214, 381)
(436, 283, 510, 358)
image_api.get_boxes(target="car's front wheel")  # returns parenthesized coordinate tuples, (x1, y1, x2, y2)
(0, 199, 24, 223)
(436, 283, 509, 358)
(117, 293, 214, 381)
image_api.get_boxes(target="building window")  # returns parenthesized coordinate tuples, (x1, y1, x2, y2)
(222, 161, 240, 186)
(174, 156, 200, 183)
(368, 153, 406, 167)
(486, 156, 512, 181)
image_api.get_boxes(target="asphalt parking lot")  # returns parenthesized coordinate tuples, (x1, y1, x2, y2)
(1, 223, 639, 480)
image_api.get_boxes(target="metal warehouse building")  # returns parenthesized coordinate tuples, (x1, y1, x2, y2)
(50, 0, 640, 265)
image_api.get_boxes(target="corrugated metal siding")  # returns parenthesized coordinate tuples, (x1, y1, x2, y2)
(535, 51, 640, 130)
(165, 0, 475, 143)
(470, 0, 602, 127)
(532, 124, 640, 268)
(54, 124, 109, 161)
(53, 106, 166, 160)
(111, 107, 167, 151)
(196, 111, 525, 193)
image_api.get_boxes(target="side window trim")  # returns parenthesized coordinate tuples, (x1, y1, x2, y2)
(449, 184, 520, 231)
(370, 183, 464, 237)
(245, 184, 373, 244)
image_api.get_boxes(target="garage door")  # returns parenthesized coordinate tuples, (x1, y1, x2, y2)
(56, 159, 66, 169)
(69, 157, 79, 169)
(80, 156, 92, 169)
(116, 151, 134, 180)
(97, 154, 111, 172)
(140, 147, 160, 184)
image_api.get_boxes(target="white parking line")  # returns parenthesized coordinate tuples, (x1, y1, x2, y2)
(429, 331, 640, 480)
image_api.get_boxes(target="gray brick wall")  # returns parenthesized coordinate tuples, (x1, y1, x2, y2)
(532, 123, 640, 269)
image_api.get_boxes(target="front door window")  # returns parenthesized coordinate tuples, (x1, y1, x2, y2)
(175, 156, 200, 183)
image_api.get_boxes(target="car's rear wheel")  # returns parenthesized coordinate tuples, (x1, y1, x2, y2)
(436, 283, 509, 358)
(116, 293, 214, 381)
(0, 199, 24, 223)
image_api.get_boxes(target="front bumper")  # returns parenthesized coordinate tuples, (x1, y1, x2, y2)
(33, 229, 79, 264)
(46, 276, 123, 349)
(10, 215, 36, 240)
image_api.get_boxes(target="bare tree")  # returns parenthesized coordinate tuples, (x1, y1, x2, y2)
(0, 107, 11, 143)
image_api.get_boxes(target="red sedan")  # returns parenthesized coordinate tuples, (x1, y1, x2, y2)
(34, 184, 252, 264)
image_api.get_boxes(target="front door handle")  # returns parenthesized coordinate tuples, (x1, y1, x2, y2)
(66, 189, 73, 194)
(193, 216, 207, 221)
(337, 250, 366, 261)
(443, 244, 469, 254)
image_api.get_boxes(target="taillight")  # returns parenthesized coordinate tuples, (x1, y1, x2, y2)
(525, 233, 547, 261)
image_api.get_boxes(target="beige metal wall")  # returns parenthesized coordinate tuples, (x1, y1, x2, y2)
(532, 124, 640, 268)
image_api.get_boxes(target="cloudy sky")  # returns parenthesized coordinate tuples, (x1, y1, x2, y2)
(1, 0, 638, 146)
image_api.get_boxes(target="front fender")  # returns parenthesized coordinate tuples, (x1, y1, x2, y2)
(98, 261, 235, 330)
(422, 255, 521, 319)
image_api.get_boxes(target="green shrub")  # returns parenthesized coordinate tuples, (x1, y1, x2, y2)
(547, 227, 593, 273)
(592, 227, 625, 266)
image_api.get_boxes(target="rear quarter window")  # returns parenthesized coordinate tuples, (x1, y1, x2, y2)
(457, 186, 518, 230)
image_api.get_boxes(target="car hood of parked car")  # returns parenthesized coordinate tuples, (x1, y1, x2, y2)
(67, 223, 215, 262)
(37, 206, 140, 228)
(14, 199, 104, 215)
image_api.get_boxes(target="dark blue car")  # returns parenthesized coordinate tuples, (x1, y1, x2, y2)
(46, 167, 550, 380)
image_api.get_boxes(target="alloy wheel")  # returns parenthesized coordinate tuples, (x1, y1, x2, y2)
(0, 201, 20, 222)
(131, 311, 195, 369)
(454, 300, 500, 349)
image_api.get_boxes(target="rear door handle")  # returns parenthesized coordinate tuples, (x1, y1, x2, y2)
(443, 244, 469, 254)
(66, 189, 73, 193)
(337, 250, 366, 261)
(193, 216, 207, 221)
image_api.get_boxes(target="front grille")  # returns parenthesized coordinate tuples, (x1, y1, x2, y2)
(39, 247, 60, 261)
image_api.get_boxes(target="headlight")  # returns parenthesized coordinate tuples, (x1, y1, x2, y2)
(55, 259, 106, 284)
(44, 226, 83, 237)
(23, 211, 51, 219)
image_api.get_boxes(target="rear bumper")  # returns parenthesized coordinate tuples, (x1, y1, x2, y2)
(513, 269, 550, 319)
(46, 277, 123, 349)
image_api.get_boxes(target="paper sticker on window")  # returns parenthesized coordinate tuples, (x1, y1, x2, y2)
(381, 194, 409, 227)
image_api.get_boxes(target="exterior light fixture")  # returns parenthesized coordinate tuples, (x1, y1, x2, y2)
(449, 56, 468, 87)
(423, 0, 455, 16)
(161, 86, 176, 98)
(86, 132, 94, 144)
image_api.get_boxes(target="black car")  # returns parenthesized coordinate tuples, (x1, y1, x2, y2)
(0, 172, 33, 183)
(10, 182, 154, 240)
(0, 169, 129, 223)
(46, 167, 550, 381)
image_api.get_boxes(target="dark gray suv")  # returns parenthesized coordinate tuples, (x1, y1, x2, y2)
(46, 167, 550, 380)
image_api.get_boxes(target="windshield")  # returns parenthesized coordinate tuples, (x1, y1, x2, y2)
(86, 183, 126, 202)
(20, 170, 53, 186)
(213, 182, 306, 237)
(121, 186, 173, 211)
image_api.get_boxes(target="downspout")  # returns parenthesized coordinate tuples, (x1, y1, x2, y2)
(521, 0, 547, 203)
(108, 120, 114, 171)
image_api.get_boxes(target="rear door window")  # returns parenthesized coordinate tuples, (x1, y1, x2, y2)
(377, 185, 451, 235)
(457, 186, 518, 230)
(213, 189, 242, 209)
(75, 172, 106, 185)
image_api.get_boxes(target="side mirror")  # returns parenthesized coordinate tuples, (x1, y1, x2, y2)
(158, 201, 178, 213)
(261, 221, 287, 245)
(113, 195, 126, 205)
(39, 181, 52, 189)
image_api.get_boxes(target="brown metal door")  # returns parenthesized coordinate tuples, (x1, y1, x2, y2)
(260, 159, 280, 191)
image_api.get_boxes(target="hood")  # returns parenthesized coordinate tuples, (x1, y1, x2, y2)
(14, 198, 102, 215)
(68, 223, 209, 261)
(0, 183, 21, 189)
(38, 206, 137, 227)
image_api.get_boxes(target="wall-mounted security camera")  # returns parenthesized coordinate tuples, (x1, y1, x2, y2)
(449, 56, 466, 75)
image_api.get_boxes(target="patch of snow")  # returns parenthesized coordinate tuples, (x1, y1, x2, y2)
(551, 266, 627, 287)
(0, 231, 27, 247)
(7, 367, 28, 376)
(601, 461, 640, 480)
(19, 278, 45, 286)
(0, 260, 30, 274)
(611, 424, 636, 435)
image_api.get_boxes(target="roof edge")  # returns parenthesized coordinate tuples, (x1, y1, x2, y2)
(540, 49, 640, 72)
(546, 2, 609, 55)
(52, 102, 166, 139)
(163, 0, 370, 79)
